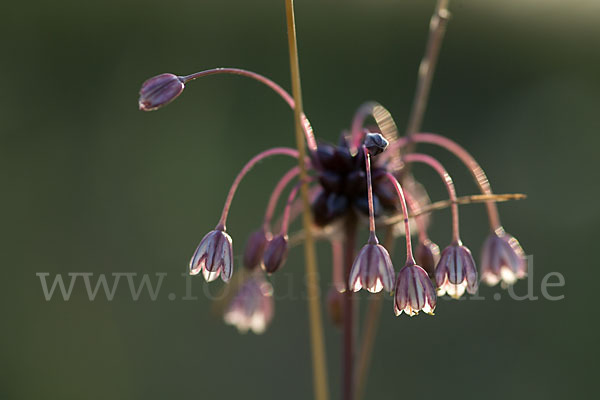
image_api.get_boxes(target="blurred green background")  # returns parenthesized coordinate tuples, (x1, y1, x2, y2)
(2, 0, 598, 398)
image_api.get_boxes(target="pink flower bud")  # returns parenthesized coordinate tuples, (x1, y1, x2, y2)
(262, 234, 288, 274)
(138, 73, 184, 111)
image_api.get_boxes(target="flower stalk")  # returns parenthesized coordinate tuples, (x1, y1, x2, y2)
(217, 147, 299, 228)
(393, 133, 502, 229)
(285, 1, 329, 400)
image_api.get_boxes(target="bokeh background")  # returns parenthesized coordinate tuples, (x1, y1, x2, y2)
(2, 0, 598, 398)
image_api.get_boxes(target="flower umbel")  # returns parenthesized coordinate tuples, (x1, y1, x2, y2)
(189, 226, 233, 283)
(138, 2, 529, 399)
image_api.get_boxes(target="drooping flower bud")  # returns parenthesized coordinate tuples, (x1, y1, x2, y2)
(416, 239, 441, 278)
(480, 228, 526, 286)
(348, 243, 395, 293)
(394, 262, 437, 316)
(243, 229, 271, 271)
(435, 242, 478, 299)
(224, 274, 274, 334)
(262, 234, 289, 274)
(189, 228, 233, 282)
(138, 73, 185, 111)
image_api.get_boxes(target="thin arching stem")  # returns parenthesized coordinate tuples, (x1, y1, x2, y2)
(263, 166, 300, 232)
(217, 147, 299, 229)
(390, 132, 502, 230)
(280, 179, 313, 235)
(363, 146, 378, 244)
(403, 153, 460, 243)
(180, 68, 318, 153)
(384, 173, 415, 264)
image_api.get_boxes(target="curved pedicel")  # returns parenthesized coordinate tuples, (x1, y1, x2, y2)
(390, 132, 502, 230)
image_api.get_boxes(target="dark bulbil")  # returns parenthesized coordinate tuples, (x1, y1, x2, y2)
(364, 132, 389, 156)
(310, 134, 398, 227)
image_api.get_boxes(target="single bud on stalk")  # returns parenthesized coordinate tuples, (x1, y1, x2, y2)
(138, 73, 185, 111)
(262, 234, 289, 274)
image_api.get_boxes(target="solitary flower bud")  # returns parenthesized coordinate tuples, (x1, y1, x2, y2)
(364, 133, 389, 156)
(138, 73, 185, 111)
(435, 242, 478, 299)
(243, 229, 271, 271)
(262, 234, 289, 274)
(189, 228, 233, 282)
(394, 262, 437, 316)
(480, 228, 526, 286)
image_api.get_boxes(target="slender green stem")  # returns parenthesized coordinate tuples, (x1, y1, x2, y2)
(285, 2, 329, 400)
